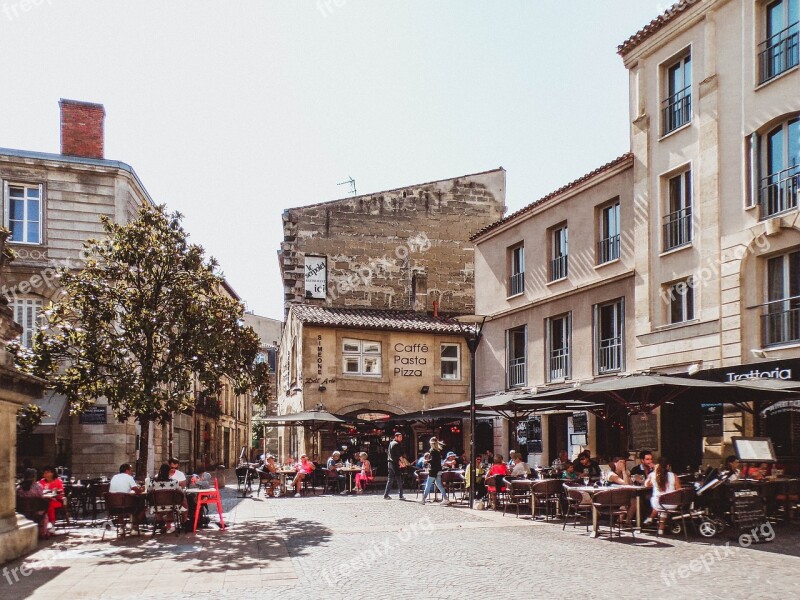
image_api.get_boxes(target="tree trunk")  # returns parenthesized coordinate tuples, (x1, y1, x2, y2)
(137, 417, 150, 480)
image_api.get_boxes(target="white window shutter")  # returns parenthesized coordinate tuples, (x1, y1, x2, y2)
(3, 180, 8, 228)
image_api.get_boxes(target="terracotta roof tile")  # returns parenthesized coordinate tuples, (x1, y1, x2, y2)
(470, 153, 632, 241)
(289, 305, 471, 335)
(618, 1, 697, 56)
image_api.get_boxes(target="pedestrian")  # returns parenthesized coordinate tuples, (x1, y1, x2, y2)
(421, 437, 449, 505)
(384, 431, 406, 500)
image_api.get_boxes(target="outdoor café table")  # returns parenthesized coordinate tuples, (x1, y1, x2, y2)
(570, 485, 648, 537)
(339, 466, 362, 493)
(276, 469, 298, 494)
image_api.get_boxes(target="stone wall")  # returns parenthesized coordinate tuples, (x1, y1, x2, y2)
(280, 169, 506, 315)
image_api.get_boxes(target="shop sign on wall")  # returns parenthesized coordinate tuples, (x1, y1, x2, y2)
(393, 343, 428, 377)
(305, 255, 327, 299)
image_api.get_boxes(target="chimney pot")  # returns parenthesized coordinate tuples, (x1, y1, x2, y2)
(60, 99, 105, 159)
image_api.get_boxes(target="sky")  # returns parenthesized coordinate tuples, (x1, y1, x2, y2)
(0, 0, 671, 321)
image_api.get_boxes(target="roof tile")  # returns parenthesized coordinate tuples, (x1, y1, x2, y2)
(618, 1, 696, 56)
(289, 305, 470, 334)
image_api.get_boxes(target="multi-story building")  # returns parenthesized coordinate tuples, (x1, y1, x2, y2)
(472, 155, 635, 463)
(277, 170, 506, 460)
(244, 312, 282, 456)
(619, 0, 800, 468)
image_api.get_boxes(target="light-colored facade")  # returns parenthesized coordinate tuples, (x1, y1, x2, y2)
(473, 155, 635, 463)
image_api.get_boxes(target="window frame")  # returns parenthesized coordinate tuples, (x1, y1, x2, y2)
(550, 224, 568, 282)
(9, 296, 44, 348)
(506, 325, 527, 388)
(341, 338, 382, 377)
(440, 342, 461, 381)
(597, 200, 621, 264)
(665, 279, 695, 325)
(594, 298, 624, 375)
(3, 182, 44, 245)
(545, 312, 571, 383)
(763, 249, 800, 346)
(758, 0, 800, 84)
(663, 169, 693, 251)
(508, 242, 525, 297)
(661, 50, 692, 136)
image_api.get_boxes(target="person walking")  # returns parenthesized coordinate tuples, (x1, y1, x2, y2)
(421, 437, 449, 505)
(384, 431, 406, 500)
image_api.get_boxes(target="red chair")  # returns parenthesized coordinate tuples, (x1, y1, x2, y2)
(192, 478, 226, 532)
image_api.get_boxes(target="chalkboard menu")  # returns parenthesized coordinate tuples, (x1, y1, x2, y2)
(628, 412, 658, 452)
(79, 405, 107, 425)
(572, 412, 588, 434)
(701, 403, 723, 437)
(730, 488, 766, 531)
(527, 417, 543, 454)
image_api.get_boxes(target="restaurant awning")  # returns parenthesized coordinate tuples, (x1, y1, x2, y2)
(254, 410, 345, 430)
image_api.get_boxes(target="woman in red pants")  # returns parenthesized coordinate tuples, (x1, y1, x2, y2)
(39, 466, 65, 530)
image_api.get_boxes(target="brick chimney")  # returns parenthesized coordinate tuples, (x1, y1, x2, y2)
(59, 99, 105, 159)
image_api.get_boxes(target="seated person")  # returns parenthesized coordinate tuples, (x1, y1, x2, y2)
(168, 457, 187, 488)
(415, 452, 431, 469)
(575, 452, 601, 480)
(482, 450, 494, 467)
(630, 450, 654, 480)
(17, 468, 49, 538)
(442, 452, 459, 470)
(458, 452, 468, 468)
(724, 455, 741, 481)
(259, 455, 280, 496)
(606, 457, 631, 485)
(485, 455, 509, 492)
(39, 466, 65, 530)
(506, 450, 517, 469)
(742, 462, 768, 480)
(552, 450, 569, 470)
(148, 463, 188, 532)
(108, 463, 146, 529)
(326, 451, 348, 494)
(354, 452, 373, 493)
(509, 455, 532, 478)
(561, 461, 579, 481)
(465, 461, 486, 498)
(292, 454, 315, 497)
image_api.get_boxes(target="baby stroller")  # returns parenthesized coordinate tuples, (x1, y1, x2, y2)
(688, 469, 766, 539)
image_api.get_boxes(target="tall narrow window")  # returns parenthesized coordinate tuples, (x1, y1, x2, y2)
(4, 183, 42, 244)
(9, 297, 43, 348)
(595, 299, 624, 374)
(662, 53, 691, 135)
(760, 118, 800, 218)
(440, 343, 461, 380)
(666, 280, 695, 324)
(506, 326, 526, 388)
(759, 0, 799, 83)
(550, 226, 568, 281)
(546, 314, 571, 382)
(597, 201, 620, 264)
(508, 243, 524, 296)
(763, 251, 800, 346)
(663, 170, 692, 250)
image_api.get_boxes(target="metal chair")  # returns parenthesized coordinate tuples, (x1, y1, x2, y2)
(656, 487, 696, 540)
(415, 470, 430, 500)
(90, 482, 110, 523)
(503, 479, 532, 517)
(148, 487, 185, 536)
(103, 492, 139, 540)
(592, 488, 636, 540)
(484, 474, 508, 510)
(16, 496, 51, 538)
(562, 485, 592, 531)
(441, 471, 466, 503)
(531, 479, 563, 520)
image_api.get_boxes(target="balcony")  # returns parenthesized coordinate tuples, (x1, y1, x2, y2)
(549, 347, 569, 381)
(550, 255, 568, 281)
(759, 22, 799, 84)
(597, 234, 620, 264)
(760, 166, 800, 219)
(663, 207, 692, 251)
(508, 271, 524, 296)
(597, 337, 622, 374)
(661, 86, 691, 135)
(508, 356, 526, 388)
(762, 304, 800, 347)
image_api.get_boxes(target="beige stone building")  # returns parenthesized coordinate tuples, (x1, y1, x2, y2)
(472, 155, 635, 463)
(620, 0, 800, 467)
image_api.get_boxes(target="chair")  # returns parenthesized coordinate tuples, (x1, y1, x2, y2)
(415, 470, 429, 500)
(319, 468, 342, 495)
(103, 492, 138, 540)
(441, 471, 466, 503)
(655, 487, 696, 540)
(484, 474, 508, 510)
(148, 488, 185, 536)
(193, 478, 226, 532)
(90, 482, 110, 523)
(235, 466, 249, 492)
(16, 496, 51, 538)
(503, 479, 532, 517)
(562, 485, 592, 531)
(531, 479, 563, 520)
(256, 469, 279, 497)
(592, 488, 635, 540)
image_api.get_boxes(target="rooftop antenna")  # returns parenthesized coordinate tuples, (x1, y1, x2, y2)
(337, 176, 357, 196)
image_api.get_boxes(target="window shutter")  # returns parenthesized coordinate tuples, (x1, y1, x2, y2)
(592, 304, 599, 375)
(566, 313, 572, 379)
(38, 183, 44, 243)
(2, 180, 7, 228)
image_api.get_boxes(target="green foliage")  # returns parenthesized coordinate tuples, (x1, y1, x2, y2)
(17, 403, 47, 437)
(0, 226, 15, 270)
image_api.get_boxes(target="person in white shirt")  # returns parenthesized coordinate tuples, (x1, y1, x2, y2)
(109, 463, 144, 494)
(510, 455, 532, 478)
(507, 450, 517, 469)
(168, 457, 187, 488)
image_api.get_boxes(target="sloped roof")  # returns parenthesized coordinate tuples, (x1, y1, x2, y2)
(470, 153, 632, 241)
(289, 305, 468, 334)
(618, 1, 697, 56)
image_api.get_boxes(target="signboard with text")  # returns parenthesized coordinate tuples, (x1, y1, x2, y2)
(79, 405, 107, 425)
(304, 255, 327, 299)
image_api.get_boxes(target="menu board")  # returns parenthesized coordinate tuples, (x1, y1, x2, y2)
(628, 412, 658, 452)
(730, 488, 766, 530)
(572, 412, 588, 434)
(527, 417, 543, 454)
(701, 403, 723, 437)
(733, 437, 777, 462)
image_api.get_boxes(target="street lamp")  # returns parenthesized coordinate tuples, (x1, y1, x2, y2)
(454, 314, 487, 509)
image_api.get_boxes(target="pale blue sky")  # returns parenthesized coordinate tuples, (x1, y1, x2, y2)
(0, 0, 668, 320)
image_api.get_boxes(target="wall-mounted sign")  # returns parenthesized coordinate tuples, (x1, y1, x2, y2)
(572, 412, 588, 434)
(305, 255, 327, 299)
(701, 402, 724, 437)
(79, 405, 107, 425)
(628, 412, 658, 452)
(393, 342, 429, 377)
(527, 416, 543, 454)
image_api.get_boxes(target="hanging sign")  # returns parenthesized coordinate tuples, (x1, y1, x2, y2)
(701, 402, 724, 437)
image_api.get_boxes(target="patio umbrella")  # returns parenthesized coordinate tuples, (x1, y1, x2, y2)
(255, 410, 346, 458)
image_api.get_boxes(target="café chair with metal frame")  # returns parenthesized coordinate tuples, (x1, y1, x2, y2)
(103, 492, 139, 540)
(592, 488, 636, 540)
(655, 487, 696, 540)
(503, 478, 532, 518)
(531, 479, 562, 521)
(562, 485, 592, 531)
(149, 487, 185, 536)
(441, 471, 466, 503)
(484, 474, 508, 511)
(16, 496, 51, 538)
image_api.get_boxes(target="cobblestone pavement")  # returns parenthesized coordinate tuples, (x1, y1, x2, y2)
(4, 483, 799, 600)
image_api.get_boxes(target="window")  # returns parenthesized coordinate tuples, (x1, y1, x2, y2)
(763, 250, 800, 346)
(546, 313, 571, 382)
(550, 225, 568, 281)
(342, 338, 381, 376)
(759, 0, 799, 83)
(506, 326, 526, 388)
(595, 299, 624, 374)
(4, 183, 42, 245)
(440, 343, 460, 380)
(663, 170, 692, 250)
(760, 118, 800, 218)
(597, 201, 620, 264)
(9, 297, 43, 348)
(508, 243, 525, 296)
(665, 280, 695, 324)
(662, 53, 691, 135)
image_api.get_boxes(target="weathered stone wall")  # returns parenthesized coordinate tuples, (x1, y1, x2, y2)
(280, 169, 506, 314)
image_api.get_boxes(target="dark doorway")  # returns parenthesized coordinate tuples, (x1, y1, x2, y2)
(476, 420, 493, 455)
(661, 398, 703, 471)
(595, 402, 628, 460)
(548, 414, 569, 460)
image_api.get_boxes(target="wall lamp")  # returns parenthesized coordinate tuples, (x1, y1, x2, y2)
(318, 385, 327, 392)
(420, 385, 430, 394)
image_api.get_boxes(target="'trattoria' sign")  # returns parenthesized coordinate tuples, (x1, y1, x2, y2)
(725, 367, 792, 382)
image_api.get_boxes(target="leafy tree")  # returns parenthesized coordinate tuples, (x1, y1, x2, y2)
(17, 403, 48, 437)
(14, 204, 269, 478)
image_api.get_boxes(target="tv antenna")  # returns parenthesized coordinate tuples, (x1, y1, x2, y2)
(337, 176, 357, 196)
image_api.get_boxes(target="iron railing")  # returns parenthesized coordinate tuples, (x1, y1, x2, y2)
(760, 165, 800, 219)
(762, 304, 800, 346)
(663, 207, 692, 250)
(597, 337, 622, 374)
(509, 271, 524, 296)
(597, 234, 620, 264)
(758, 22, 800, 83)
(550, 255, 568, 281)
(662, 85, 691, 135)
(549, 347, 570, 381)
(508, 356, 526, 387)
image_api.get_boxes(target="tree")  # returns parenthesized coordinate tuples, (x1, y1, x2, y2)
(13, 203, 269, 478)
(17, 403, 48, 437)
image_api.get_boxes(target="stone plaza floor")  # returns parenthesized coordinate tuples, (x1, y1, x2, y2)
(3, 482, 799, 600)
